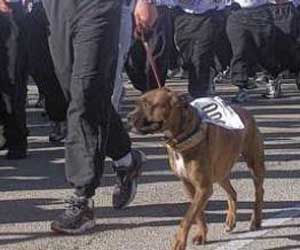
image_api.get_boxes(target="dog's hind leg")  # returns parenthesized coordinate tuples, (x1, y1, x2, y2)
(219, 178, 237, 232)
(242, 130, 265, 231)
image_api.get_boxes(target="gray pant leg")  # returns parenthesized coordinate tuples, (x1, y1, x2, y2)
(43, 0, 131, 198)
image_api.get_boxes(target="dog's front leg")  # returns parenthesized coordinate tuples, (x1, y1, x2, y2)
(173, 187, 213, 250)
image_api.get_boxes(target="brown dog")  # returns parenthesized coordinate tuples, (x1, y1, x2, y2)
(130, 88, 265, 250)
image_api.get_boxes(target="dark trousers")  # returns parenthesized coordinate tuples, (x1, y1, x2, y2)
(270, 3, 300, 74)
(42, 0, 131, 198)
(227, 5, 282, 87)
(0, 3, 28, 151)
(25, 3, 67, 122)
(172, 8, 217, 98)
(214, 8, 233, 72)
(125, 6, 171, 92)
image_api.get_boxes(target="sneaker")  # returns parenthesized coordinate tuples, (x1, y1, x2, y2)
(51, 196, 96, 234)
(232, 88, 250, 103)
(167, 68, 181, 79)
(179, 69, 189, 79)
(245, 78, 258, 89)
(112, 150, 146, 209)
(255, 72, 268, 85)
(263, 79, 281, 99)
(49, 121, 67, 143)
(214, 67, 231, 84)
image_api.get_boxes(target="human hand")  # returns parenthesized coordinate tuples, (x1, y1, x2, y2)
(134, 0, 158, 37)
(0, 0, 12, 13)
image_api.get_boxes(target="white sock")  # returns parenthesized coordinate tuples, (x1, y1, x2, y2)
(114, 152, 133, 168)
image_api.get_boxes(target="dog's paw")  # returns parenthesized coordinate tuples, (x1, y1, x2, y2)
(173, 239, 187, 250)
(192, 234, 206, 245)
(225, 213, 236, 233)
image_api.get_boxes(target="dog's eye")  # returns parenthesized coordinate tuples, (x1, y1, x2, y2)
(143, 102, 150, 110)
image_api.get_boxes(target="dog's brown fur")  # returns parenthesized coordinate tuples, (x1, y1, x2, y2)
(130, 88, 265, 250)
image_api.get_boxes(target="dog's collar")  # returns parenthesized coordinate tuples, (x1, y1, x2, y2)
(166, 108, 208, 152)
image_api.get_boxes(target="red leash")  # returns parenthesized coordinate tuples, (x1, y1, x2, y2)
(140, 32, 163, 89)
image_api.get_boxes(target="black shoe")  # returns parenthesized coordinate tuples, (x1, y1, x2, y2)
(112, 150, 146, 209)
(5, 148, 27, 160)
(51, 196, 96, 234)
(232, 88, 250, 103)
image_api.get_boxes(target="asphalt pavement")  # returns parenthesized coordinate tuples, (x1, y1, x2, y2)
(0, 79, 300, 250)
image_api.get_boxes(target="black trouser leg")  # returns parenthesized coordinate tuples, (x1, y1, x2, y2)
(43, 0, 131, 198)
(270, 3, 300, 73)
(214, 8, 232, 72)
(0, 3, 28, 151)
(26, 3, 67, 122)
(227, 6, 279, 87)
(173, 9, 216, 98)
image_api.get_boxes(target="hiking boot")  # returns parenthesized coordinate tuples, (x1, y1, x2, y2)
(49, 121, 67, 143)
(232, 88, 250, 103)
(51, 196, 95, 234)
(112, 150, 146, 209)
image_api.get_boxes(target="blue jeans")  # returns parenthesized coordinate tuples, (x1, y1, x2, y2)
(112, 2, 134, 112)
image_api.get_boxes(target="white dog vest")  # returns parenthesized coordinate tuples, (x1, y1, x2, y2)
(190, 96, 245, 130)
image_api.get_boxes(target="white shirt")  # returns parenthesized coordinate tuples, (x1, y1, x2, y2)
(216, 0, 232, 10)
(233, 0, 268, 8)
(153, 0, 217, 15)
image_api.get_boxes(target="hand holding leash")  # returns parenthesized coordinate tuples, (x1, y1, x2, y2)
(134, 0, 158, 36)
(0, 0, 11, 13)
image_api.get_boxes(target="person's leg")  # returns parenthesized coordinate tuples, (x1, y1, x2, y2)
(0, 3, 28, 159)
(42, 0, 122, 234)
(226, 9, 256, 102)
(174, 10, 216, 98)
(106, 107, 146, 209)
(26, 2, 67, 141)
(112, 2, 134, 112)
(214, 9, 232, 73)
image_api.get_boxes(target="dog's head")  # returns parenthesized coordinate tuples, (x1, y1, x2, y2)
(129, 87, 189, 135)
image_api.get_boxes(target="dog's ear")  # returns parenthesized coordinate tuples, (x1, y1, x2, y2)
(171, 92, 189, 108)
(162, 87, 172, 92)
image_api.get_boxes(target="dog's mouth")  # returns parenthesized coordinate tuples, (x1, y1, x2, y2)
(134, 119, 164, 135)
